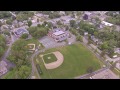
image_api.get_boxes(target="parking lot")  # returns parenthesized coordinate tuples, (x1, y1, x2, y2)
(39, 36, 66, 49)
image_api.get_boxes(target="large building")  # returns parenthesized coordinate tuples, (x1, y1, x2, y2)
(48, 28, 69, 42)
(14, 28, 29, 37)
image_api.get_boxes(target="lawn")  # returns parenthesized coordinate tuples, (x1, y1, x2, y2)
(1, 69, 16, 79)
(43, 53, 57, 64)
(36, 43, 103, 79)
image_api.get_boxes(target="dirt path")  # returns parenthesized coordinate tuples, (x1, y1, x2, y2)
(42, 51, 64, 69)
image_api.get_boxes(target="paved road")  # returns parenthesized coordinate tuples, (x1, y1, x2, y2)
(75, 67, 109, 79)
(1, 32, 17, 69)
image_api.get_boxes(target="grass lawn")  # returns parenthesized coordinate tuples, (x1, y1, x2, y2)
(36, 43, 103, 79)
(1, 69, 16, 79)
(43, 53, 57, 64)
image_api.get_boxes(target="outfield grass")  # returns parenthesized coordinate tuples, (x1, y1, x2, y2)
(36, 43, 103, 79)
(43, 53, 57, 64)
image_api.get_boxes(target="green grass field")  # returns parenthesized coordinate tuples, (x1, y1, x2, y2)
(43, 53, 57, 64)
(36, 43, 103, 79)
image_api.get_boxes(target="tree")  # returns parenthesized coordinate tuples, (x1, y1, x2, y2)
(20, 33, 28, 39)
(94, 31, 98, 38)
(17, 65, 31, 79)
(0, 46, 5, 58)
(87, 66, 94, 73)
(0, 11, 12, 19)
(3, 29, 10, 36)
(28, 26, 49, 39)
(100, 42, 109, 50)
(27, 20, 32, 27)
(83, 14, 88, 20)
(0, 35, 6, 58)
(69, 28, 78, 36)
(57, 20, 62, 25)
(6, 19, 13, 25)
(76, 35, 83, 42)
(37, 24, 41, 27)
(37, 18, 39, 22)
(70, 20, 76, 28)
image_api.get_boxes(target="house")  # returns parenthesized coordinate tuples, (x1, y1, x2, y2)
(0, 61, 8, 76)
(60, 16, 75, 25)
(48, 28, 69, 42)
(84, 32, 88, 36)
(14, 28, 29, 37)
(1, 25, 9, 30)
(18, 22, 24, 27)
(12, 20, 18, 28)
(35, 13, 49, 19)
(83, 12, 92, 20)
(59, 11, 65, 16)
(91, 35, 99, 44)
(113, 55, 118, 58)
(101, 21, 113, 27)
(0, 19, 6, 24)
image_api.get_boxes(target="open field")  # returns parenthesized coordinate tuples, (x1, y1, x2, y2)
(36, 43, 103, 79)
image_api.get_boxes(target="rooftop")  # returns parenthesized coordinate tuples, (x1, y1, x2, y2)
(102, 21, 113, 26)
(15, 28, 28, 35)
(53, 31, 65, 36)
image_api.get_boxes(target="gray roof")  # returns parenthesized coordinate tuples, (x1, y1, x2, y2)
(15, 28, 28, 35)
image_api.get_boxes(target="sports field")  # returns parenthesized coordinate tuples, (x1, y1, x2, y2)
(43, 53, 57, 64)
(36, 43, 103, 79)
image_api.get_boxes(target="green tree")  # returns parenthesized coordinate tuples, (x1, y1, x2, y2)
(0, 35, 6, 58)
(27, 20, 32, 27)
(76, 35, 83, 42)
(17, 65, 31, 79)
(87, 66, 94, 73)
(6, 19, 13, 25)
(70, 20, 76, 28)
(3, 30, 10, 36)
(20, 33, 28, 39)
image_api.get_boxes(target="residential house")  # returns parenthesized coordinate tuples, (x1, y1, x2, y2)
(59, 11, 65, 16)
(84, 32, 88, 36)
(18, 22, 24, 27)
(60, 16, 76, 25)
(12, 20, 18, 28)
(101, 21, 113, 27)
(0, 19, 6, 24)
(83, 12, 92, 20)
(91, 35, 99, 44)
(14, 28, 29, 37)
